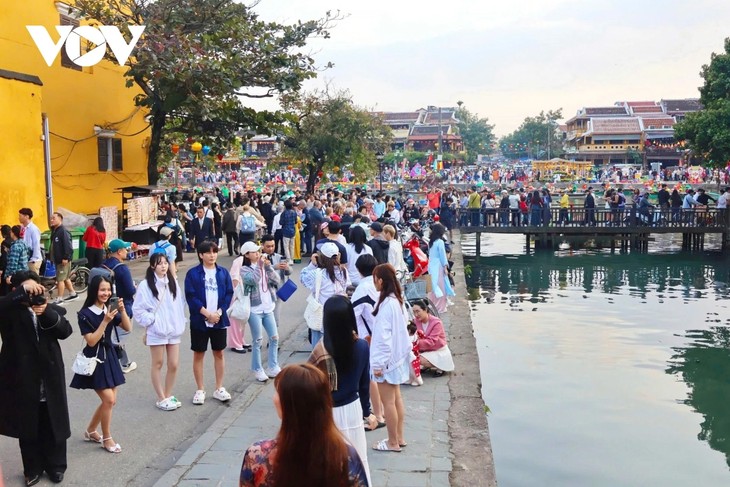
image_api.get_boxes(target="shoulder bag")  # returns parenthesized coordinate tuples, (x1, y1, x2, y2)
(72, 338, 104, 376)
(227, 281, 251, 322)
(304, 269, 324, 331)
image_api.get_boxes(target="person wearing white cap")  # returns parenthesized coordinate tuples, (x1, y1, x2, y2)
(239, 241, 281, 382)
(152, 226, 178, 278)
(300, 242, 350, 348)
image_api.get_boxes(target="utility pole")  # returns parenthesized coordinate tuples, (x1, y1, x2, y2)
(438, 106, 443, 159)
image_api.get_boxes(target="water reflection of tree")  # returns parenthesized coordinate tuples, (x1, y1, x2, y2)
(667, 327, 730, 469)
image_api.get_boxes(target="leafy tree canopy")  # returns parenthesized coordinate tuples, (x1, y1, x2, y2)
(74, 0, 338, 183)
(674, 38, 730, 168)
(455, 101, 495, 164)
(280, 89, 392, 192)
(499, 109, 563, 161)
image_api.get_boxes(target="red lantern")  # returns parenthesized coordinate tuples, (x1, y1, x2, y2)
(317, 170, 324, 177)
(287, 165, 293, 170)
(171, 144, 180, 154)
(217, 154, 224, 161)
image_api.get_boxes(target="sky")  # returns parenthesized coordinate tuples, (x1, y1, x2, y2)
(247, 0, 730, 137)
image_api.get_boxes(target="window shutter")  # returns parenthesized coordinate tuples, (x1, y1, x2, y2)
(98, 138, 109, 171)
(112, 139, 123, 171)
(59, 15, 82, 71)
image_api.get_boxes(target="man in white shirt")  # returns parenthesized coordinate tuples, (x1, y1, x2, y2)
(19, 207, 43, 275)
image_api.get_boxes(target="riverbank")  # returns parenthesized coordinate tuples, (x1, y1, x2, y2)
(151, 233, 495, 487)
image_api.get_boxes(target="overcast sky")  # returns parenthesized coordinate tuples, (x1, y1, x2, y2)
(248, 0, 730, 136)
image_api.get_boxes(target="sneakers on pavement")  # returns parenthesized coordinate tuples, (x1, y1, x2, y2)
(52, 298, 65, 306)
(213, 387, 231, 402)
(253, 369, 269, 382)
(192, 390, 206, 405)
(265, 366, 281, 378)
(156, 397, 178, 411)
(121, 362, 137, 374)
(64, 293, 79, 302)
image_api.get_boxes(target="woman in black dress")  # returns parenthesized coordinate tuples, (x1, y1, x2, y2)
(69, 275, 132, 453)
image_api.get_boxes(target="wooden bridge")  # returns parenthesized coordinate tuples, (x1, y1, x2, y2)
(455, 207, 730, 252)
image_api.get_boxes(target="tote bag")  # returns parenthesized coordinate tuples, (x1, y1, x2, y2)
(227, 282, 251, 322)
(72, 339, 104, 376)
(303, 269, 324, 331)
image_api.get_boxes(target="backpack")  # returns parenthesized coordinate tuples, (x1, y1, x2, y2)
(240, 214, 256, 233)
(88, 262, 123, 288)
(152, 241, 171, 256)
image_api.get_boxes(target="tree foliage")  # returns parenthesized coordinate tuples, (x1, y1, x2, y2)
(455, 101, 495, 163)
(280, 89, 392, 192)
(499, 109, 563, 160)
(74, 0, 337, 183)
(674, 38, 730, 168)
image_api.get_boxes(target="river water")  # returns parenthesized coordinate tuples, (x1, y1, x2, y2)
(463, 233, 730, 487)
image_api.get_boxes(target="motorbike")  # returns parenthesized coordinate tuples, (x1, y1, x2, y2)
(402, 233, 429, 277)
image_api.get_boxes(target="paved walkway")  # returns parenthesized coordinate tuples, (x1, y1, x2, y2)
(154, 315, 455, 487)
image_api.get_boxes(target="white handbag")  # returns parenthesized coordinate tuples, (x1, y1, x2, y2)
(72, 339, 104, 376)
(227, 282, 251, 322)
(304, 269, 324, 331)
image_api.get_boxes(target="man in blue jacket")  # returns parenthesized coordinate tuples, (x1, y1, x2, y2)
(184, 241, 234, 405)
(103, 239, 138, 373)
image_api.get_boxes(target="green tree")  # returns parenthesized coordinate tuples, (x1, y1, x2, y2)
(674, 38, 730, 168)
(281, 89, 392, 192)
(500, 109, 563, 161)
(74, 0, 337, 184)
(455, 101, 495, 163)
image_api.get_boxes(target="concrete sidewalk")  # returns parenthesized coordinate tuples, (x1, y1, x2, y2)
(154, 321, 454, 487)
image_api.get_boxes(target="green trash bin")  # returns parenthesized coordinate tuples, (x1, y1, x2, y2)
(41, 230, 52, 253)
(71, 227, 86, 261)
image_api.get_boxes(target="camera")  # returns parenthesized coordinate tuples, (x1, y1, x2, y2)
(30, 294, 47, 306)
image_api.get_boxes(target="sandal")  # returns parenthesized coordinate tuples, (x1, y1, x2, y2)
(364, 420, 386, 432)
(372, 439, 401, 453)
(101, 437, 122, 453)
(83, 430, 102, 443)
(433, 369, 445, 378)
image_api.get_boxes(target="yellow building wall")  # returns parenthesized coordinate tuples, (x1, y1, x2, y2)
(0, 0, 149, 223)
(0, 77, 48, 230)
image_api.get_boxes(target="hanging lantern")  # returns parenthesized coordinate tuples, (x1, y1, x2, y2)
(287, 165, 293, 170)
(171, 144, 180, 154)
(191, 142, 202, 153)
(202, 145, 211, 156)
(217, 154, 224, 161)
(333, 166, 340, 172)
(317, 170, 324, 177)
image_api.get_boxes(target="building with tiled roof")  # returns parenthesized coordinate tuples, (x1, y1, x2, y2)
(372, 106, 463, 153)
(659, 99, 702, 122)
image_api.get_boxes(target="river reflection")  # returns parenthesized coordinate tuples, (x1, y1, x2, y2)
(465, 234, 730, 487)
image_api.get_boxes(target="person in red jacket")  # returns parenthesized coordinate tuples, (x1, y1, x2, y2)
(82, 217, 106, 268)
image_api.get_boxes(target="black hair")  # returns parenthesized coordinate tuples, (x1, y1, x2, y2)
(92, 216, 105, 233)
(261, 234, 275, 244)
(322, 295, 357, 373)
(1, 225, 11, 240)
(316, 251, 346, 283)
(145, 253, 177, 299)
(355, 254, 377, 277)
(196, 240, 219, 260)
(10, 270, 40, 288)
(11, 225, 22, 239)
(19, 208, 33, 219)
(284, 200, 293, 210)
(348, 226, 367, 253)
(83, 275, 113, 308)
(429, 223, 446, 248)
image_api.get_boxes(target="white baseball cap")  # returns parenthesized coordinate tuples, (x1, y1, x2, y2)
(320, 241, 340, 258)
(240, 242, 261, 254)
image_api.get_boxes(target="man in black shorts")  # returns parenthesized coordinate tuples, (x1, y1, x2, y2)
(184, 241, 234, 405)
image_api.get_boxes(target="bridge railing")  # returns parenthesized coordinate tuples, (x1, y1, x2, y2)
(453, 207, 730, 230)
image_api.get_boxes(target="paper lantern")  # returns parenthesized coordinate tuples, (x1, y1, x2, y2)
(217, 154, 224, 161)
(191, 142, 202, 153)
(171, 144, 180, 154)
(317, 170, 324, 177)
(287, 165, 293, 170)
(202, 145, 211, 155)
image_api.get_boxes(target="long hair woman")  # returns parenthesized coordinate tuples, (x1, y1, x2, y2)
(529, 190, 543, 226)
(411, 299, 455, 377)
(132, 253, 186, 411)
(82, 217, 106, 268)
(300, 242, 350, 348)
(239, 363, 369, 487)
(308, 296, 373, 484)
(69, 275, 132, 453)
(370, 264, 411, 453)
(345, 226, 372, 286)
(427, 223, 455, 314)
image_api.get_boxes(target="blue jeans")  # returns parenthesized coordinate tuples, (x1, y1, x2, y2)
(310, 329, 323, 349)
(248, 311, 279, 372)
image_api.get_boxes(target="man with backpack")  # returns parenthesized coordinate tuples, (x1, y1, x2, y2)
(92, 239, 138, 374)
(153, 227, 177, 277)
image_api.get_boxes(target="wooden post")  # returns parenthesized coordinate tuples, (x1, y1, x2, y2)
(476, 232, 481, 255)
(525, 233, 531, 253)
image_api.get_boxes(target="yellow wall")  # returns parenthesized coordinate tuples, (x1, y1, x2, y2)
(0, 77, 48, 230)
(0, 0, 149, 226)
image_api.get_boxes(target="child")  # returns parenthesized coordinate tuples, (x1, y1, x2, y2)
(407, 321, 424, 386)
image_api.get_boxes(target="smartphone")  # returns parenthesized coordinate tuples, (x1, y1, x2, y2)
(108, 296, 119, 310)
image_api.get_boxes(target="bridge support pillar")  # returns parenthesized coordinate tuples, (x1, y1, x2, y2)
(525, 234, 530, 253)
(476, 232, 481, 255)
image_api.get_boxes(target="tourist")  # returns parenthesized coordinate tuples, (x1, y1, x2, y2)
(383, 224, 407, 274)
(0, 271, 72, 486)
(227, 243, 252, 355)
(4, 225, 29, 285)
(184, 241, 234, 405)
(82, 217, 106, 269)
(102, 239, 138, 374)
(49, 212, 76, 304)
(558, 189, 570, 225)
(261, 234, 291, 330)
(366, 222, 389, 264)
(70, 274, 132, 454)
(280, 199, 297, 263)
(222, 203, 239, 256)
(410, 300, 455, 377)
(584, 187, 596, 226)
(308, 296, 373, 484)
(133, 253, 186, 411)
(211, 202, 223, 248)
(370, 263, 411, 453)
(189, 206, 215, 249)
(18, 208, 42, 275)
(427, 223, 455, 314)
(239, 241, 281, 383)
(152, 226, 177, 277)
(300, 242, 350, 347)
(670, 188, 682, 224)
(237, 204, 264, 246)
(345, 226, 372, 286)
(239, 363, 369, 487)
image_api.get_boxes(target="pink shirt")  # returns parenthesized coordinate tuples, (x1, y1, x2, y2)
(415, 315, 447, 352)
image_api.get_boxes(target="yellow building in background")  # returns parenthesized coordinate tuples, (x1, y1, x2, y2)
(0, 0, 149, 231)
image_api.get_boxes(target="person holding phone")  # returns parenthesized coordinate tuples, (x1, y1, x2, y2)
(69, 275, 132, 454)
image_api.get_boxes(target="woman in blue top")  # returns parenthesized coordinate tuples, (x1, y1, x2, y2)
(427, 223, 455, 314)
(70, 275, 132, 454)
(308, 296, 373, 485)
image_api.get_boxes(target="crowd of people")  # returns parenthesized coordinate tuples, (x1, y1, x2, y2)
(0, 184, 460, 487)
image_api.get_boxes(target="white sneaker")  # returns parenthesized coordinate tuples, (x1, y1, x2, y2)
(265, 366, 281, 378)
(253, 369, 269, 382)
(121, 362, 137, 374)
(410, 375, 424, 387)
(213, 387, 231, 402)
(156, 397, 178, 411)
(192, 390, 205, 405)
